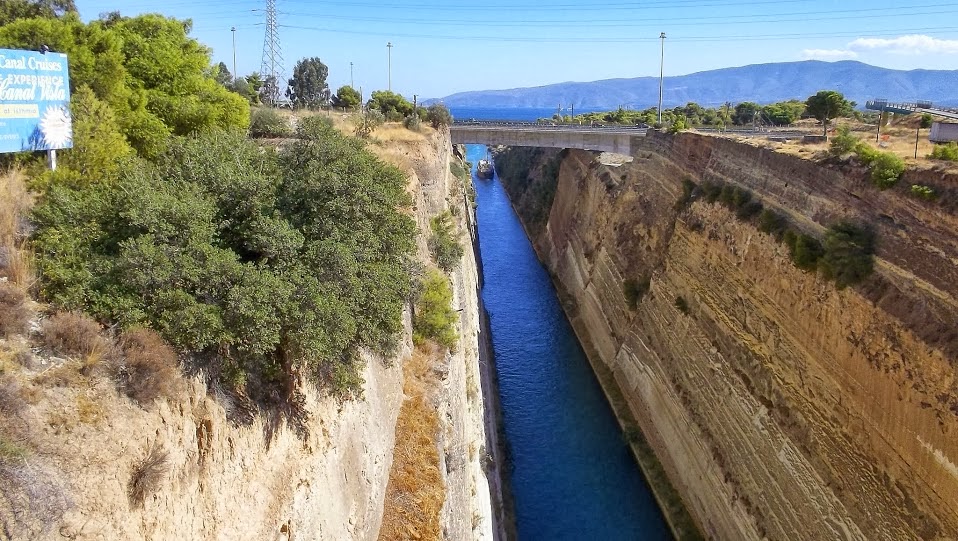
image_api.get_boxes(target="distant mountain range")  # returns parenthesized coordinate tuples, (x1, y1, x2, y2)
(437, 61, 958, 110)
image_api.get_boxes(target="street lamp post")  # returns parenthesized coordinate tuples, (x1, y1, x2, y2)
(658, 32, 666, 125)
(387, 42, 393, 92)
(231, 26, 237, 82)
(350, 61, 354, 88)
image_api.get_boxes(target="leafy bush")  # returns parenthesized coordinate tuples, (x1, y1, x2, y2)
(113, 328, 182, 405)
(674, 296, 689, 315)
(623, 277, 651, 310)
(736, 200, 763, 221)
(853, 143, 903, 189)
(828, 126, 860, 156)
(41, 312, 109, 358)
(818, 222, 875, 289)
(403, 114, 423, 132)
(428, 211, 463, 272)
(426, 103, 452, 129)
(718, 184, 736, 206)
(0, 282, 30, 338)
(910, 184, 936, 200)
(367, 90, 413, 120)
(868, 151, 905, 189)
(854, 142, 880, 165)
(758, 209, 788, 239)
(930, 142, 958, 161)
(249, 107, 291, 138)
(783, 230, 823, 271)
(355, 109, 385, 138)
(413, 270, 458, 350)
(32, 120, 416, 398)
(700, 181, 722, 203)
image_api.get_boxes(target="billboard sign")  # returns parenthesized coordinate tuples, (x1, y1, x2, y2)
(0, 48, 72, 154)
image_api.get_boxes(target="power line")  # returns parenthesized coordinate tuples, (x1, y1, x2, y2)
(269, 5, 958, 28)
(276, 24, 958, 44)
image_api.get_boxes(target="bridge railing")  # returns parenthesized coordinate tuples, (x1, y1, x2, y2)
(451, 120, 650, 131)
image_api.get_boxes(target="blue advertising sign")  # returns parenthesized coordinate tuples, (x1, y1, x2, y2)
(0, 48, 72, 154)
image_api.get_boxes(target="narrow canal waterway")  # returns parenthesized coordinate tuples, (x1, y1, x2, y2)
(467, 145, 670, 540)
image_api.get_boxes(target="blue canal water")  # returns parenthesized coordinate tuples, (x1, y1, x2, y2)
(467, 144, 670, 541)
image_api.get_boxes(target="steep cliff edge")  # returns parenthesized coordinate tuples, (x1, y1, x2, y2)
(0, 127, 498, 540)
(495, 132, 958, 540)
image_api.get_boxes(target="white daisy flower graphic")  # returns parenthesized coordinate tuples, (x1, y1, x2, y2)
(38, 105, 72, 149)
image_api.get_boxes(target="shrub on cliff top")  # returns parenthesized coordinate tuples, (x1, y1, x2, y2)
(32, 119, 416, 399)
(930, 142, 958, 162)
(868, 151, 905, 190)
(828, 126, 859, 156)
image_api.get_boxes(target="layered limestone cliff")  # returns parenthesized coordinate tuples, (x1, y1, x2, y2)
(496, 132, 958, 540)
(0, 127, 499, 540)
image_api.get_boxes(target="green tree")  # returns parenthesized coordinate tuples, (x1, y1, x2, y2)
(805, 90, 853, 138)
(762, 100, 805, 125)
(32, 119, 416, 398)
(367, 90, 413, 121)
(231, 72, 263, 105)
(331, 85, 361, 110)
(733, 102, 760, 125)
(0, 0, 76, 24)
(286, 57, 330, 109)
(920, 113, 934, 129)
(426, 103, 452, 129)
(819, 222, 875, 289)
(0, 13, 250, 158)
(214, 61, 232, 86)
(55, 86, 133, 183)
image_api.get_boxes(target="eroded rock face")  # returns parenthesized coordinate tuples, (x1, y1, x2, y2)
(3, 128, 498, 541)
(498, 133, 958, 540)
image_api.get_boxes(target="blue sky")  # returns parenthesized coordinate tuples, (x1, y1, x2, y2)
(74, 0, 958, 99)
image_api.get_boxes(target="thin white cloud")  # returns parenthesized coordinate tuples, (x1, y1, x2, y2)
(801, 48, 858, 60)
(848, 34, 958, 55)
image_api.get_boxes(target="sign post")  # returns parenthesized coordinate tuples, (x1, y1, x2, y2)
(0, 48, 72, 166)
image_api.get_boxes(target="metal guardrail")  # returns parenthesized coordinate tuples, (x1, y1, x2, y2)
(452, 120, 650, 132)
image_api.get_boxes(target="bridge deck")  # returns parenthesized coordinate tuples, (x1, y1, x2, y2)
(450, 121, 648, 154)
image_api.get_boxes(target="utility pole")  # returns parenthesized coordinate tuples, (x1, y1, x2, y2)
(915, 120, 921, 160)
(350, 61, 354, 88)
(658, 32, 666, 125)
(387, 42, 393, 92)
(231, 27, 237, 82)
(260, 0, 285, 105)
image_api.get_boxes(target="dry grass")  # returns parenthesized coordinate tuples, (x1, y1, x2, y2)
(0, 170, 36, 289)
(128, 442, 170, 507)
(372, 123, 429, 143)
(0, 281, 31, 338)
(379, 346, 445, 541)
(40, 311, 111, 360)
(112, 327, 182, 405)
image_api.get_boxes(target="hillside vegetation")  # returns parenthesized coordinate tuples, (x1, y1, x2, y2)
(0, 7, 417, 406)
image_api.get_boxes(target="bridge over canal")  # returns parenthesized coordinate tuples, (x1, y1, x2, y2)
(450, 120, 648, 154)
